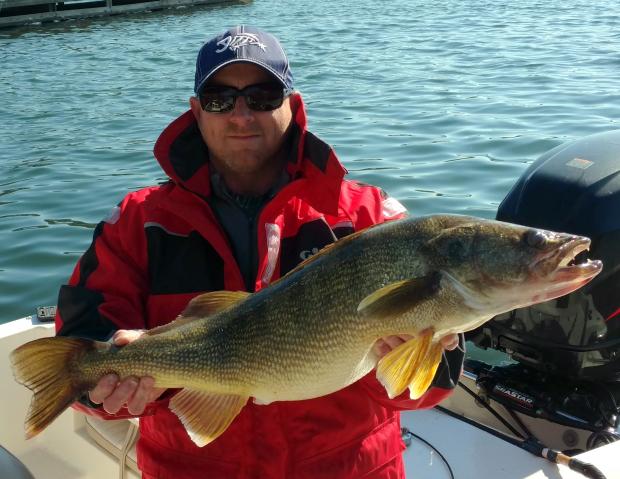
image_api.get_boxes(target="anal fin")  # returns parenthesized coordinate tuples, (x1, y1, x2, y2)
(376, 329, 443, 400)
(169, 389, 248, 447)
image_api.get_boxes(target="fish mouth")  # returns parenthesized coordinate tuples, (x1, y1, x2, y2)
(530, 235, 602, 300)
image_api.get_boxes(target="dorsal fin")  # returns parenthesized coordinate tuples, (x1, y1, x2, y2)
(182, 291, 250, 318)
(271, 225, 375, 286)
(145, 291, 250, 337)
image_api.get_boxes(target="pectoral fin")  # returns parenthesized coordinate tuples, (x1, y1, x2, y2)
(169, 389, 248, 447)
(357, 273, 441, 319)
(376, 329, 443, 400)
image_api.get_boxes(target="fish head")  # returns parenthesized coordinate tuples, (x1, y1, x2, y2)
(419, 216, 603, 315)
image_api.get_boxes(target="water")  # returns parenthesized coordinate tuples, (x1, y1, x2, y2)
(1, 0, 619, 322)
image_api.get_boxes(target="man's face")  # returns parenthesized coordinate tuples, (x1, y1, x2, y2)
(190, 63, 293, 184)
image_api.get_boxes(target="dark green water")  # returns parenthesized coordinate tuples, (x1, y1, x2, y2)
(1, 0, 619, 322)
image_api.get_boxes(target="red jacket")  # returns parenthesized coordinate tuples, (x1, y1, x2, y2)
(56, 94, 464, 479)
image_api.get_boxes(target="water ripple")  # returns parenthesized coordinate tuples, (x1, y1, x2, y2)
(1, 0, 620, 320)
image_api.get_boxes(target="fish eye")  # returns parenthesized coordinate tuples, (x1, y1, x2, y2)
(524, 229, 547, 248)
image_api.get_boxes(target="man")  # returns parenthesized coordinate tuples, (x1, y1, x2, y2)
(55, 26, 464, 478)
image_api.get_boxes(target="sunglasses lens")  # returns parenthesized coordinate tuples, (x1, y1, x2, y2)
(199, 84, 287, 113)
(245, 84, 285, 111)
(200, 87, 236, 113)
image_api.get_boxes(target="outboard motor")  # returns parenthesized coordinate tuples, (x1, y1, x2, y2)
(469, 130, 620, 448)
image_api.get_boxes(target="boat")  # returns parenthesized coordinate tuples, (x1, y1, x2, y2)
(0, 0, 248, 29)
(1, 312, 619, 478)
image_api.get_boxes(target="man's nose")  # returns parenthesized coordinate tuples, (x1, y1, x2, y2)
(228, 96, 254, 124)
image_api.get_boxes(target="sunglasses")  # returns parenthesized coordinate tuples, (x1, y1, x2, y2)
(199, 82, 291, 113)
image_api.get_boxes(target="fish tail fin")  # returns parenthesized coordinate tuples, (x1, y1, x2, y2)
(10, 337, 94, 438)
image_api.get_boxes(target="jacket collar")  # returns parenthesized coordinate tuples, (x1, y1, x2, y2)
(153, 94, 347, 215)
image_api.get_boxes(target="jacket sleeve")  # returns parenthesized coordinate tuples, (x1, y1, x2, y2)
(54, 195, 167, 420)
(55, 198, 149, 338)
(341, 181, 409, 230)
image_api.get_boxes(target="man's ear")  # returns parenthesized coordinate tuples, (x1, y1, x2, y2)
(189, 96, 202, 120)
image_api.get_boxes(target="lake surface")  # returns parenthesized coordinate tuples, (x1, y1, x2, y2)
(1, 0, 619, 322)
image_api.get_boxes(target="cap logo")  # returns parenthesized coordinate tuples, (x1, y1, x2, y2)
(215, 33, 267, 54)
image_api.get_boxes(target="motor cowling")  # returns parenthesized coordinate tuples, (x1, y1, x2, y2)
(470, 130, 620, 381)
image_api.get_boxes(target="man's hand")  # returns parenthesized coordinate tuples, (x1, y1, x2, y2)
(88, 330, 166, 415)
(372, 333, 460, 360)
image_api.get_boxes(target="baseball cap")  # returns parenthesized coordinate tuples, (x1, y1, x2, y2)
(194, 26, 294, 95)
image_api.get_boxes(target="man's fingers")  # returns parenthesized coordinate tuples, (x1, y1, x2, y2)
(373, 334, 414, 359)
(373, 339, 391, 358)
(382, 335, 407, 350)
(127, 378, 167, 414)
(88, 331, 157, 415)
(112, 329, 146, 346)
(102, 377, 139, 414)
(127, 376, 155, 415)
(440, 334, 460, 351)
(88, 374, 119, 404)
(89, 373, 165, 415)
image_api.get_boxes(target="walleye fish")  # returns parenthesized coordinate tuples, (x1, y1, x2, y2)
(11, 214, 602, 447)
